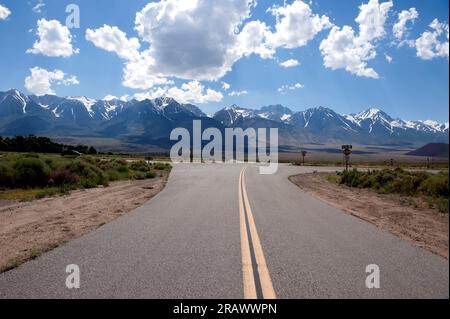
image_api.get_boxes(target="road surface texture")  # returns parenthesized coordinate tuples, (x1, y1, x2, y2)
(0, 164, 448, 299)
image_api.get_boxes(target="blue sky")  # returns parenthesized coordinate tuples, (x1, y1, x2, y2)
(0, 0, 448, 122)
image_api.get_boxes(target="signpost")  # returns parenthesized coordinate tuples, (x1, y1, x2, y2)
(301, 150, 307, 166)
(342, 145, 353, 171)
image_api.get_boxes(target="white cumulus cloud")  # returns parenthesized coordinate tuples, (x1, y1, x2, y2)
(415, 19, 449, 60)
(103, 94, 129, 101)
(320, 0, 393, 79)
(228, 90, 248, 96)
(278, 83, 304, 94)
(86, 25, 141, 61)
(134, 81, 223, 104)
(0, 4, 11, 20)
(279, 59, 300, 68)
(87, 0, 333, 90)
(356, 0, 393, 43)
(24, 67, 79, 96)
(393, 8, 419, 43)
(385, 53, 393, 63)
(62, 75, 80, 86)
(266, 0, 332, 49)
(222, 82, 231, 91)
(32, 0, 46, 13)
(133, 0, 258, 83)
(27, 19, 78, 57)
(122, 49, 173, 89)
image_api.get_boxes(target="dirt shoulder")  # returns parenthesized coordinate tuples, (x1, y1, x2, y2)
(0, 174, 168, 272)
(289, 173, 449, 259)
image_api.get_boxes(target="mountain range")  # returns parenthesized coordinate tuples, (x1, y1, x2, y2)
(0, 89, 448, 149)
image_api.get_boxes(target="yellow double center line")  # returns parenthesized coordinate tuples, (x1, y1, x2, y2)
(239, 166, 276, 299)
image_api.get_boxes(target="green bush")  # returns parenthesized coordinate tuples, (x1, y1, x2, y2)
(0, 164, 13, 187)
(145, 172, 156, 179)
(435, 198, 449, 214)
(66, 159, 107, 188)
(13, 158, 49, 187)
(419, 173, 449, 197)
(49, 170, 80, 186)
(0, 153, 166, 198)
(99, 159, 129, 173)
(152, 162, 171, 171)
(132, 171, 148, 180)
(339, 169, 449, 204)
(130, 161, 152, 172)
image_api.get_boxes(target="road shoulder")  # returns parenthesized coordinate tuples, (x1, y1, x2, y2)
(289, 173, 449, 259)
(0, 174, 169, 273)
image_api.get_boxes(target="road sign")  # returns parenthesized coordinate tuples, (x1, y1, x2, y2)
(301, 150, 307, 165)
(341, 145, 353, 171)
(343, 149, 352, 156)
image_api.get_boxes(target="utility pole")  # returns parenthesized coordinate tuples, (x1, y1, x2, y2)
(301, 150, 307, 166)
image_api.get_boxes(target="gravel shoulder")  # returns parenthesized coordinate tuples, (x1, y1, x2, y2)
(0, 174, 168, 272)
(289, 173, 449, 259)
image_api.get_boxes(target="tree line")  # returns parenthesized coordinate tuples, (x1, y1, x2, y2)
(0, 136, 98, 155)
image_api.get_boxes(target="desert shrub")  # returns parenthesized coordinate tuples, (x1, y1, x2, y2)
(66, 159, 107, 188)
(152, 162, 171, 171)
(107, 171, 121, 181)
(339, 169, 364, 187)
(145, 172, 156, 179)
(0, 164, 13, 187)
(435, 198, 449, 214)
(99, 159, 129, 173)
(80, 156, 98, 165)
(419, 173, 449, 197)
(49, 169, 80, 186)
(339, 169, 449, 204)
(117, 164, 129, 173)
(132, 171, 148, 180)
(44, 158, 54, 167)
(13, 158, 49, 187)
(35, 187, 59, 199)
(23, 153, 40, 158)
(130, 161, 152, 172)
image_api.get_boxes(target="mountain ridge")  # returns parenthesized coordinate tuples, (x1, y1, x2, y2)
(0, 89, 448, 148)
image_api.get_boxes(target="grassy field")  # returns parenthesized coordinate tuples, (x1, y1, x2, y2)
(332, 168, 449, 213)
(0, 152, 171, 201)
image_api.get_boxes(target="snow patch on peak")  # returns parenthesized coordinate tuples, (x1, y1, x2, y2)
(67, 96, 97, 117)
(355, 108, 383, 120)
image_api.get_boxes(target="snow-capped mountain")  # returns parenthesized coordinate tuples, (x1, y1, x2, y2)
(213, 105, 258, 126)
(346, 108, 449, 134)
(0, 89, 208, 138)
(213, 105, 448, 145)
(257, 105, 293, 123)
(0, 89, 448, 147)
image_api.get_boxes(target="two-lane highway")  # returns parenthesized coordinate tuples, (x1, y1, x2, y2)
(0, 164, 448, 298)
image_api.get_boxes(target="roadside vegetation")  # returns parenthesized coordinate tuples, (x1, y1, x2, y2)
(289, 160, 449, 170)
(335, 168, 449, 213)
(0, 152, 171, 201)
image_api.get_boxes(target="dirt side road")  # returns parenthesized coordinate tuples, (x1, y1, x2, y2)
(0, 175, 168, 272)
(290, 173, 449, 259)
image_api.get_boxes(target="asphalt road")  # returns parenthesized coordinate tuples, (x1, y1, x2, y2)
(0, 164, 448, 299)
